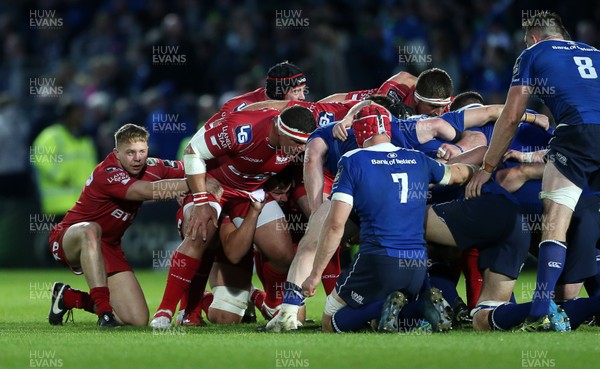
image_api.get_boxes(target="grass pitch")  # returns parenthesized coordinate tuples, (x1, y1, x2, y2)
(0, 269, 598, 369)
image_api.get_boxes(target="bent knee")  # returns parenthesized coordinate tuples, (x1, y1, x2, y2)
(207, 308, 242, 324)
(208, 286, 248, 324)
(117, 309, 149, 327)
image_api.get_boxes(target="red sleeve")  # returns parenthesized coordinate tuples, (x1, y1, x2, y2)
(201, 118, 242, 158)
(201, 109, 275, 158)
(93, 167, 139, 200)
(144, 158, 186, 179)
(344, 88, 377, 101)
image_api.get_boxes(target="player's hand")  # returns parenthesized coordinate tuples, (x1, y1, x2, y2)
(465, 168, 492, 199)
(301, 273, 321, 298)
(332, 121, 349, 141)
(437, 143, 462, 161)
(185, 204, 218, 241)
(502, 149, 524, 163)
(531, 114, 550, 131)
(249, 197, 266, 212)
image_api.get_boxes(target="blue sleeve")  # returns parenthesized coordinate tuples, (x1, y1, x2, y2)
(422, 153, 446, 183)
(331, 156, 355, 197)
(511, 48, 535, 87)
(307, 123, 334, 144)
(439, 110, 465, 132)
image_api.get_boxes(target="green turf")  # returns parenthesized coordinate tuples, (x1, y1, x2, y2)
(0, 269, 598, 369)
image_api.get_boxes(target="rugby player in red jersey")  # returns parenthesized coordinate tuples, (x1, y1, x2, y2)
(48, 124, 190, 327)
(150, 105, 316, 328)
(322, 68, 454, 117)
(205, 61, 307, 125)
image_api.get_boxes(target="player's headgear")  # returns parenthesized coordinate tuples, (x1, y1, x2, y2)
(277, 105, 316, 143)
(266, 61, 306, 100)
(352, 105, 392, 148)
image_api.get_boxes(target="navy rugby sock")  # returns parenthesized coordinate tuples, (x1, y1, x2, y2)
(561, 295, 600, 330)
(529, 240, 566, 318)
(489, 303, 530, 330)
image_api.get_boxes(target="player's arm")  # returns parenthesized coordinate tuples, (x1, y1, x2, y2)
(242, 100, 289, 111)
(124, 179, 189, 201)
(496, 163, 545, 193)
(445, 145, 487, 166)
(436, 163, 478, 187)
(182, 123, 233, 240)
(466, 85, 530, 199)
(463, 105, 548, 130)
(503, 148, 548, 164)
(419, 105, 503, 145)
(303, 137, 328, 214)
(220, 201, 265, 264)
(332, 100, 374, 141)
(437, 130, 487, 161)
(385, 71, 417, 87)
(318, 93, 349, 103)
(302, 198, 351, 297)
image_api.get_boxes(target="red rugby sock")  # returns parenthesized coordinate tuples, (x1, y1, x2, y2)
(261, 262, 287, 309)
(155, 251, 201, 317)
(462, 248, 483, 310)
(63, 288, 96, 313)
(89, 286, 112, 316)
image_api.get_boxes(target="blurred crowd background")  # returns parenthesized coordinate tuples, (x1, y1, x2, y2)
(1, 0, 599, 267)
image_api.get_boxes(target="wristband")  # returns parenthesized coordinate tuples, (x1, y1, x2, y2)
(524, 112, 536, 124)
(193, 192, 209, 206)
(523, 152, 534, 163)
(454, 144, 464, 153)
(481, 161, 495, 174)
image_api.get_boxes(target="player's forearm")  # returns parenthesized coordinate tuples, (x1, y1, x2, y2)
(483, 86, 530, 170)
(150, 179, 189, 200)
(447, 163, 477, 186)
(186, 173, 206, 193)
(303, 143, 326, 213)
(318, 93, 347, 103)
(447, 145, 487, 166)
(464, 105, 503, 128)
(222, 209, 261, 264)
(339, 100, 372, 128)
(310, 219, 344, 278)
(304, 168, 324, 213)
(243, 100, 288, 111)
(452, 131, 487, 152)
(125, 179, 187, 201)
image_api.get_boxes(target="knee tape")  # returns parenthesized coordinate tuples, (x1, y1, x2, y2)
(209, 286, 249, 317)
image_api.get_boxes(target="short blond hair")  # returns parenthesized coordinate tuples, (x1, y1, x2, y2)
(114, 123, 149, 148)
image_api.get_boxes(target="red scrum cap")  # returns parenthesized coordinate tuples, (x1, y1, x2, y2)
(352, 105, 392, 147)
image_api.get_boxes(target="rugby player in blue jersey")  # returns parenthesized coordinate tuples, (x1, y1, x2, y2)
(300, 105, 476, 332)
(467, 11, 600, 330)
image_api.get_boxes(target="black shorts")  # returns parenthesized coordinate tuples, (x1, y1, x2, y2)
(335, 252, 427, 308)
(547, 124, 600, 191)
(559, 193, 600, 284)
(431, 194, 530, 279)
